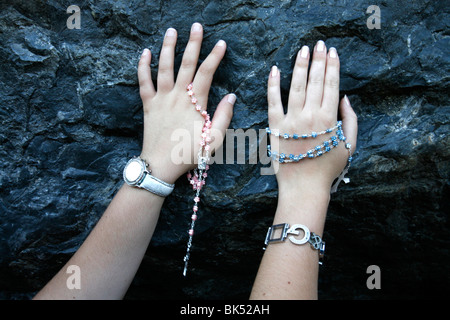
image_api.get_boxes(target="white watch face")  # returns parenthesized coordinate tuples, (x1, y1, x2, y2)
(124, 159, 144, 184)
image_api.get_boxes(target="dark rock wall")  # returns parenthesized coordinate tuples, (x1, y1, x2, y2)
(0, 0, 448, 299)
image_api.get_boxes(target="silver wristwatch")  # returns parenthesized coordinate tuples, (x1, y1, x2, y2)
(123, 157, 174, 197)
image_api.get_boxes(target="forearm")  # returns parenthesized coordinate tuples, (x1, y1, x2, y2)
(34, 22, 234, 300)
(250, 180, 330, 300)
(34, 183, 164, 300)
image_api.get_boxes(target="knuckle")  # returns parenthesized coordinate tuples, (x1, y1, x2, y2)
(267, 90, 281, 105)
(180, 60, 197, 71)
(308, 76, 324, 86)
(301, 109, 313, 122)
(325, 77, 339, 89)
(158, 64, 172, 74)
(291, 82, 306, 93)
(319, 109, 337, 125)
(197, 64, 213, 77)
(268, 100, 282, 110)
(140, 87, 152, 101)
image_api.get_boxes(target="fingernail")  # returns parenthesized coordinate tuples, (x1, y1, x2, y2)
(192, 23, 202, 32)
(216, 40, 226, 47)
(329, 47, 337, 58)
(227, 93, 236, 104)
(300, 46, 309, 58)
(344, 94, 350, 106)
(166, 28, 176, 37)
(317, 40, 325, 52)
(141, 48, 149, 56)
(271, 65, 278, 77)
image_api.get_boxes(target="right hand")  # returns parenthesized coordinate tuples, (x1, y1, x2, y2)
(138, 23, 235, 184)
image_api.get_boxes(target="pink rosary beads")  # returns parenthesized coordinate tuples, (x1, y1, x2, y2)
(183, 83, 212, 276)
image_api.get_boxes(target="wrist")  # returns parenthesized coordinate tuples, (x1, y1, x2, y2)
(139, 152, 180, 185)
(277, 172, 332, 198)
(275, 179, 331, 235)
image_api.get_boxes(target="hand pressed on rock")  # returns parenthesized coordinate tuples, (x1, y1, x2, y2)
(267, 41, 358, 192)
(138, 23, 235, 184)
(251, 41, 358, 300)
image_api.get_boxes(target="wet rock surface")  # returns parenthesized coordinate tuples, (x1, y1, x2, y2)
(0, 0, 448, 299)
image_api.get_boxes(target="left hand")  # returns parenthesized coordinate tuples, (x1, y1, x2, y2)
(267, 41, 358, 192)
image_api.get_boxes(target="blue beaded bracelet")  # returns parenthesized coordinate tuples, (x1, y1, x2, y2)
(266, 121, 353, 166)
(265, 121, 342, 140)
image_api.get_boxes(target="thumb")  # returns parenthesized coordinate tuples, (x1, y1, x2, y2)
(209, 93, 236, 153)
(339, 95, 358, 154)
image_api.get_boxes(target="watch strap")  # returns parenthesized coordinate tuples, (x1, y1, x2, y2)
(139, 172, 175, 197)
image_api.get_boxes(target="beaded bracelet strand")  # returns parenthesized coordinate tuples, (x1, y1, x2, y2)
(183, 83, 212, 277)
(266, 121, 353, 165)
(267, 121, 354, 192)
(265, 122, 341, 140)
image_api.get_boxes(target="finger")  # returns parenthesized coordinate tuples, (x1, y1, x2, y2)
(340, 95, 358, 154)
(287, 46, 309, 115)
(192, 39, 227, 100)
(157, 28, 177, 93)
(321, 47, 340, 114)
(138, 48, 156, 101)
(209, 93, 236, 153)
(176, 23, 203, 89)
(304, 40, 327, 111)
(267, 66, 284, 126)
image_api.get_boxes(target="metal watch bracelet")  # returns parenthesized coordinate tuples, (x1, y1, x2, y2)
(264, 223, 325, 265)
